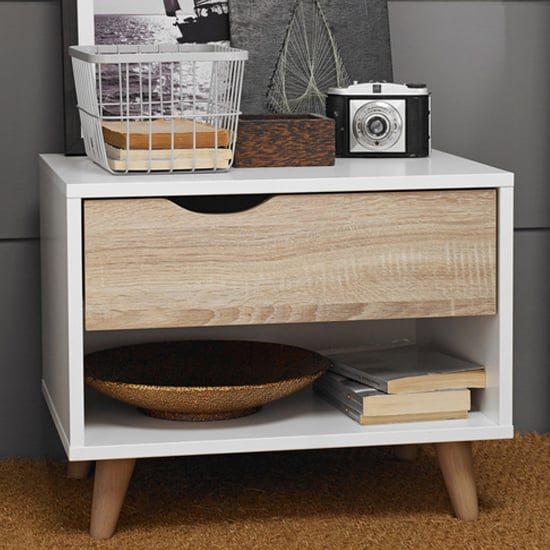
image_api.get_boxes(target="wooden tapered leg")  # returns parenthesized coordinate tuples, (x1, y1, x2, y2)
(435, 441, 479, 520)
(90, 458, 136, 539)
(393, 444, 419, 461)
(67, 460, 93, 479)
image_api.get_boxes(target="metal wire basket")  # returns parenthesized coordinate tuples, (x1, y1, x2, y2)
(69, 43, 248, 173)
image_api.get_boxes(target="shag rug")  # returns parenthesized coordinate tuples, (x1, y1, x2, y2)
(0, 433, 548, 549)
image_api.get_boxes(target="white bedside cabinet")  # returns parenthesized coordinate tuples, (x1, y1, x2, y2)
(39, 150, 514, 538)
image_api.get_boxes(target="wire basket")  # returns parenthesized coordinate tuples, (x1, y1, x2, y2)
(69, 44, 248, 174)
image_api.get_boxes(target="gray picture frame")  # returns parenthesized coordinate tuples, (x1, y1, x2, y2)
(61, 0, 87, 155)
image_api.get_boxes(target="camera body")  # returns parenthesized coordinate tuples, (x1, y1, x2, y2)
(326, 82, 431, 157)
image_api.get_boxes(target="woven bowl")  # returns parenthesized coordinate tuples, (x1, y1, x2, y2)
(84, 340, 330, 421)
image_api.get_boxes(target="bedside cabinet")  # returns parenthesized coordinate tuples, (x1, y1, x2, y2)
(40, 151, 514, 538)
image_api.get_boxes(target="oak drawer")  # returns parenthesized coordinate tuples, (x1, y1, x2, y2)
(83, 190, 497, 331)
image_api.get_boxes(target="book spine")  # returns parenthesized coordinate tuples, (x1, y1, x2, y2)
(313, 377, 364, 410)
(315, 386, 365, 424)
(315, 377, 471, 417)
(328, 363, 388, 392)
(315, 385, 469, 424)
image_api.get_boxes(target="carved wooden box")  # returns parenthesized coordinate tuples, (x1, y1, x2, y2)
(233, 114, 335, 167)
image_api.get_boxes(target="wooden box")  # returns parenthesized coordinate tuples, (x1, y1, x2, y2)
(234, 114, 335, 168)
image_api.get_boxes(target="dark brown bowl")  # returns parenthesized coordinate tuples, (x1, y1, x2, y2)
(84, 340, 330, 421)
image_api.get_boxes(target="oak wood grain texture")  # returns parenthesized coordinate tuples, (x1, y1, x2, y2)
(90, 458, 136, 539)
(83, 190, 497, 331)
(435, 441, 479, 520)
(102, 119, 230, 150)
(105, 146, 232, 172)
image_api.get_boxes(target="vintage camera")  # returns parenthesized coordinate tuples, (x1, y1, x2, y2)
(326, 82, 431, 157)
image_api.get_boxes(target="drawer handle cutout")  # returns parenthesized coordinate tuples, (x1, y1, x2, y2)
(168, 195, 272, 214)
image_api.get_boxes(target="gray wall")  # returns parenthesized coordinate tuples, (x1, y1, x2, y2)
(0, 1, 65, 459)
(0, 0, 548, 458)
(389, 0, 550, 433)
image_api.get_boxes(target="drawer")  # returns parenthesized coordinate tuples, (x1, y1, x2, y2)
(83, 190, 497, 331)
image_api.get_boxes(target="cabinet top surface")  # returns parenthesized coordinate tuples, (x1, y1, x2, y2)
(40, 149, 513, 198)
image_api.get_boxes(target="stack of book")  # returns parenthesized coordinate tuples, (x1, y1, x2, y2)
(101, 119, 232, 171)
(313, 345, 486, 425)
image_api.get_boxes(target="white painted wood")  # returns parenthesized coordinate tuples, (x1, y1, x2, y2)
(39, 150, 513, 199)
(496, 187, 514, 426)
(417, 316, 501, 424)
(66, 197, 86, 446)
(40, 162, 86, 450)
(40, 152, 514, 463)
(42, 381, 70, 454)
(40, 174, 72, 453)
(75, 387, 512, 461)
(76, 0, 95, 44)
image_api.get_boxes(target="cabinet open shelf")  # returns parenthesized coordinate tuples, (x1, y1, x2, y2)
(68, 387, 511, 461)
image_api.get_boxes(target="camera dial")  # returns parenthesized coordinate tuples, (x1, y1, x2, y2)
(353, 101, 403, 151)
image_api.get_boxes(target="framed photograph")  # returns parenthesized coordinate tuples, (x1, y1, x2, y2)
(61, 0, 230, 155)
(61, 0, 89, 155)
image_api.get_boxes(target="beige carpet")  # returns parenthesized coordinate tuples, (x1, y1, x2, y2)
(0, 433, 549, 549)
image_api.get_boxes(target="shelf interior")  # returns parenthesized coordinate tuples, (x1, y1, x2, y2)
(79, 386, 511, 461)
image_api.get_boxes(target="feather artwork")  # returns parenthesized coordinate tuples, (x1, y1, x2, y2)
(228, 0, 393, 113)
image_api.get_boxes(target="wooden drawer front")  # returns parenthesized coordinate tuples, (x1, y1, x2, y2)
(83, 190, 497, 330)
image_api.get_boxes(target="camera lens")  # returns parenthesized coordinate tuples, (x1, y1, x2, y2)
(352, 101, 403, 151)
(366, 115, 389, 139)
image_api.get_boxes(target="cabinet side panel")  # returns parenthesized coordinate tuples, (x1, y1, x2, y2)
(418, 316, 501, 424)
(497, 187, 514, 426)
(40, 173, 71, 452)
(40, 167, 85, 452)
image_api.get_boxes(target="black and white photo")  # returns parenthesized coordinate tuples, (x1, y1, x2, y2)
(92, 0, 229, 45)
(61, 0, 230, 153)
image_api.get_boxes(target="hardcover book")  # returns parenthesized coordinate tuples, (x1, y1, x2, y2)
(101, 119, 230, 150)
(313, 371, 471, 416)
(104, 144, 232, 171)
(327, 345, 486, 394)
(314, 385, 468, 426)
